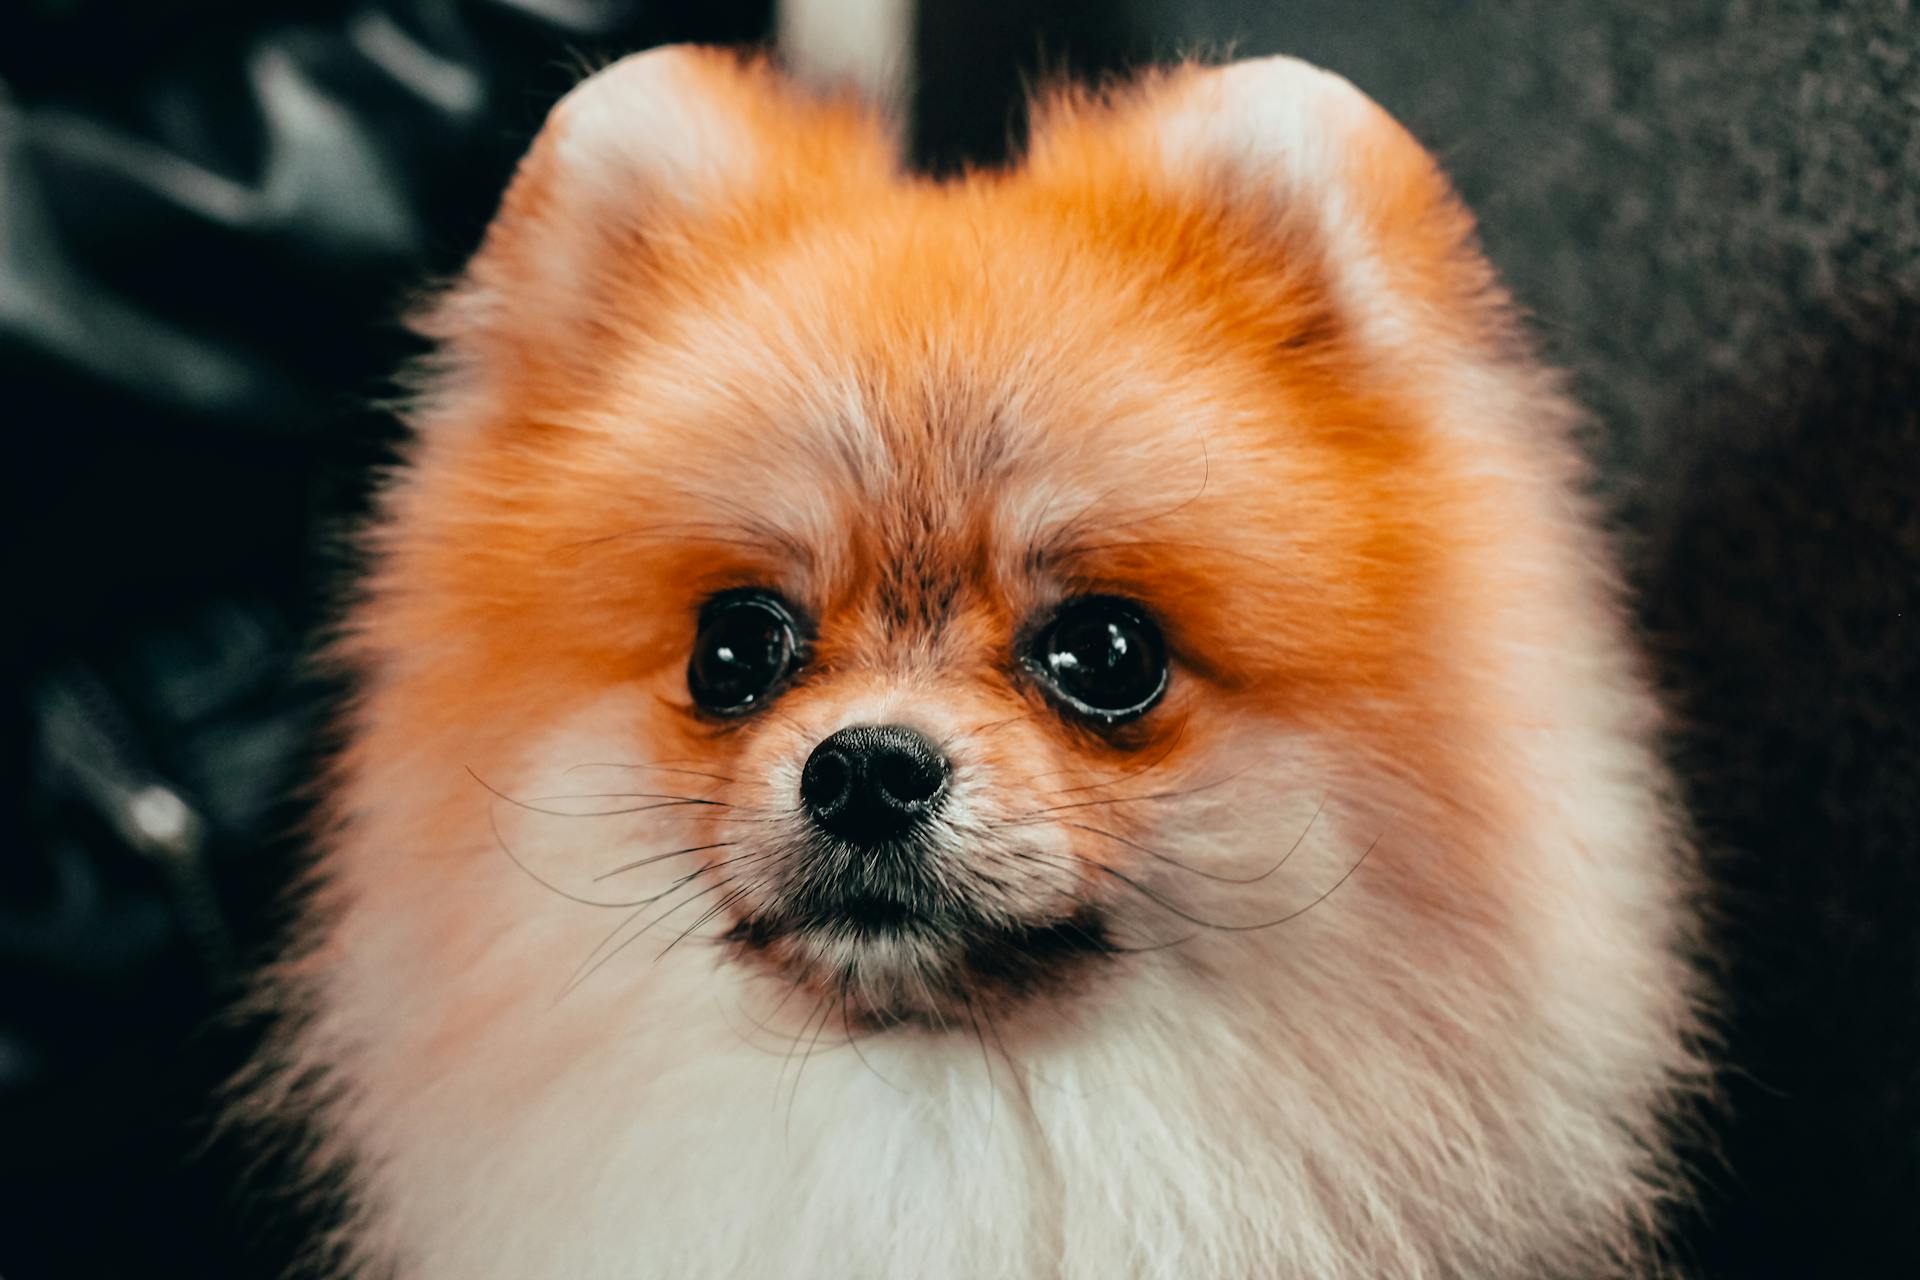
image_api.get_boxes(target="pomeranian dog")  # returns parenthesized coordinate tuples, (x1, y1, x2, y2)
(240, 47, 1709, 1279)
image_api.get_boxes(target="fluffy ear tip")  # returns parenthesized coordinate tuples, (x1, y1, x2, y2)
(1160, 54, 1448, 202)
(569, 43, 747, 90)
(526, 44, 780, 201)
(1193, 54, 1390, 131)
(548, 44, 746, 131)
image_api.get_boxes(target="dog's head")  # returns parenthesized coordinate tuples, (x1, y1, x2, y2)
(287, 53, 1708, 1280)
(345, 49, 1642, 1037)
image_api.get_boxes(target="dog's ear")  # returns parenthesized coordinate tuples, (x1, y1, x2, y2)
(414, 46, 895, 415)
(1023, 57, 1511, 368)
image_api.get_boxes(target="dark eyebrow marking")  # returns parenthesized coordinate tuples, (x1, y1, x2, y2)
(552, 494, 817, 568)
(1021, 437, 1213, 574)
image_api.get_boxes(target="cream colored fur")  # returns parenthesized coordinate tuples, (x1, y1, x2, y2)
(241, 50, 1709, 1280)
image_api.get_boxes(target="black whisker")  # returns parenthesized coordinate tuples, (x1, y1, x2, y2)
(965, 711, 1038, 737)
(561, 902, 652, 1006)
(839, 983, 905, 1093)
(1027, 476, 1140, 564)
(559, 861, 779, 1000)
(563, 761, 736, 783)
(774, 995, 829, 1108)
(594, 841, 736, 881)
(1080, 834, 1382, 932)
(734, 971, 816, 1049)
(697, 810, 791, 826)
(556, 863, 745, 995)
(965, 846, 1189, 955)
(524, 792, 732, 804)
(486, 806, 684, 909)
(467, 766, 729, 817)
(783, 997, 837, 1143)
(1004, 767, 1252, 820)
(974, 997, 1035, 1118)
(656, 884, 754, 960)
(958, 990, 998, 1133)
(1059, 792, 1325, 885)
(528, 800, 724, 818)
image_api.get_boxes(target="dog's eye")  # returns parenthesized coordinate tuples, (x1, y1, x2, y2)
(1026, 597, 1169, 724)
(688, 590, 804, 714)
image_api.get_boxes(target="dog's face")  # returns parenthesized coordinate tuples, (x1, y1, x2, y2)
(364, 50, 1521, 1030)
(287, 51, 1701, 1280)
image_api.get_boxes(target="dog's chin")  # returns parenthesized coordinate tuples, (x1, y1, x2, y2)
(722, 898, 1117, 1029)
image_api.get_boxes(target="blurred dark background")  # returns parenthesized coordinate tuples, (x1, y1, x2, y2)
(4, 1, 1915, 1275)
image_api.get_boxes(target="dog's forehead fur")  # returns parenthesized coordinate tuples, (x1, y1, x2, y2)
(589, 202, 1260, 618)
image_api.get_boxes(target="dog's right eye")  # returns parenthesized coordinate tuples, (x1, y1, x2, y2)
(688, 590, 805, 715)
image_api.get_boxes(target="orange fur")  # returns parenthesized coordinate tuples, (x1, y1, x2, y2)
(249, 49, 1707, 1280)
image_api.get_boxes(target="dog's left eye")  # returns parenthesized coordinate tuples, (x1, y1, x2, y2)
(688, 590, 804, 714)
(1025, 597, 1169, 724)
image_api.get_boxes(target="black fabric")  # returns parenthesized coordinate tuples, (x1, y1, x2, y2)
(1, 4, 770, 1277)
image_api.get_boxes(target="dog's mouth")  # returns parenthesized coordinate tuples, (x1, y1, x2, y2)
(803, 893, 923, 934)
(722, 895, 1116, 1027)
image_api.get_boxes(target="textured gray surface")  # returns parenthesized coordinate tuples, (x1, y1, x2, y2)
(1138, 0, 1920, 505)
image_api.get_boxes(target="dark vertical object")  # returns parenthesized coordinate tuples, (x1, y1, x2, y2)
(910, 0, 1138, 174)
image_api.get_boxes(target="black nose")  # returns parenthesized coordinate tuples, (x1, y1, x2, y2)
(799, 724, 950, 845)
